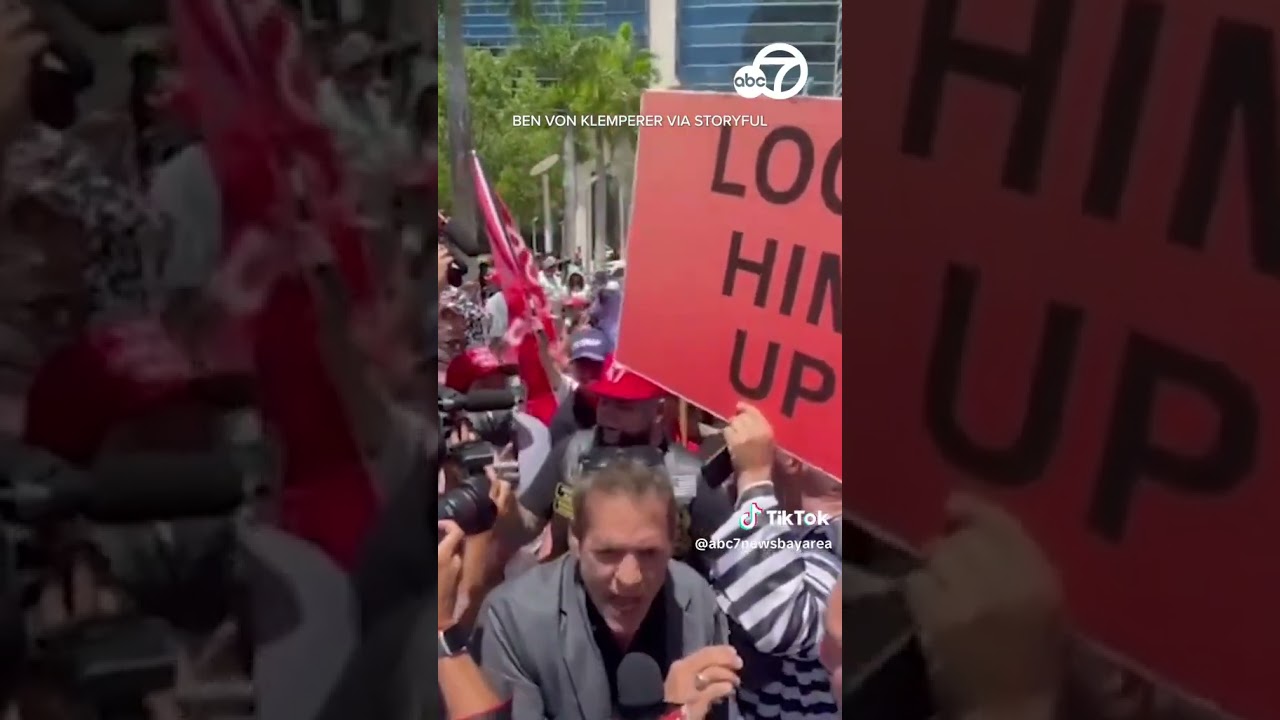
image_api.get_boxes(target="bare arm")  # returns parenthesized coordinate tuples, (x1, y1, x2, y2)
(704, 484, 840, 660)
(496, 438, 569, 550)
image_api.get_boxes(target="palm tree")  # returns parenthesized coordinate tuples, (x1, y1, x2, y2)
(506, 14, 655, 263)
(441, 0, 655, 259)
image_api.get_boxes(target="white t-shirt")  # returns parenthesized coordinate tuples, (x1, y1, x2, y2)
(148, 145, 222, 294)
(485, 292, 509, 341)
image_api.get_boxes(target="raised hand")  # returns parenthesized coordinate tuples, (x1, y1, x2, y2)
(904, 493, 1066, 719)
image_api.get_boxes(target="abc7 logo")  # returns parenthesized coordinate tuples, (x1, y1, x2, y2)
(733, 44, 808, 100)
(733, 66, 773, 99)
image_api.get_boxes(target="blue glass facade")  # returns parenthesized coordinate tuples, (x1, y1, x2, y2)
(451, 0, 650, 50)
(444, 0, 841, 97)
(676, 0, 840, 96)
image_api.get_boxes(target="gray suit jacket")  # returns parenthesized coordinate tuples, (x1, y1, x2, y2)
(475, 556, 729, 720)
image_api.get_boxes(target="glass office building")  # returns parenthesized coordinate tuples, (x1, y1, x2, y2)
(449, 0, 650, 50)
(675, 0, 840, 96)
(444, 0, 841, 97)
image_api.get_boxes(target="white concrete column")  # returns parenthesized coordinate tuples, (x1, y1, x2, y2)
(647, 0, 679, 88)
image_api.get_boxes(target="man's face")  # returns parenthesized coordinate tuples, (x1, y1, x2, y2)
(438, 311, 467, 361)
(570, 358, 603, 384)
(1, 198, 90, 332)
(596, 397, 658, 443)
(577, 491, 672, 641)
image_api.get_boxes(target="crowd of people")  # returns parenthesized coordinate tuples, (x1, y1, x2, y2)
(0, 0, 1247, 719)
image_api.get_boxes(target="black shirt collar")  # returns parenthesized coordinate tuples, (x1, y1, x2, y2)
(576, 567, 674, 711)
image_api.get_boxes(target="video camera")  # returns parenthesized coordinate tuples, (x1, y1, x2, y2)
(438, 387, 518, 452)
(0, 441, 251, 716)
(437, 387, 517, 536)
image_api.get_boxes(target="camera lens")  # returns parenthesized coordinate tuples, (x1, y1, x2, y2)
(437, 474, 497, 536)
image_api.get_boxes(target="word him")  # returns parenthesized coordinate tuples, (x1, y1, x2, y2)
(899, 0, 1279, 542)
(713, 124, 843, 419)
(512, 114, 768, 128)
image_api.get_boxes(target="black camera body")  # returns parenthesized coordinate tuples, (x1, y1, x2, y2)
(438, 388, 518, 451)
(448, 439, 496, 478)
(438, 440, 499, 537)
(437, 388, 520, 536)
(41, 615, 178, 715)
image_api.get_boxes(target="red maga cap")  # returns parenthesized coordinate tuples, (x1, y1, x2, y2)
(587, 355, 664, 402)
(445, 347, 513, 392)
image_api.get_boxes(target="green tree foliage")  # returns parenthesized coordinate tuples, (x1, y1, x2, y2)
(438, 9, 656, 227)
(437, 48, 561, 226)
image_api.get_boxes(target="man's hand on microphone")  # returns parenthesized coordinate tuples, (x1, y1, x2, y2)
(438, 521, 465, 629)
(664, 645, 742, 709)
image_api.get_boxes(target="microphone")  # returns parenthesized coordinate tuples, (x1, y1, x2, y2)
(0, 446, 246, 524)
(438, 388, 517, 414)
(616, 653, 668, 720)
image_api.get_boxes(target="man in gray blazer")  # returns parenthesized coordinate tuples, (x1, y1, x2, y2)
(474, 458, 730, 720)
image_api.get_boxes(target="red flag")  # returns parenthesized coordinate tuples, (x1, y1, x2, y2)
(470, 153, 557, 343)
(470, 153, 561, 423)
(170, 0, 379, 568)
(170, 0, 374, 311)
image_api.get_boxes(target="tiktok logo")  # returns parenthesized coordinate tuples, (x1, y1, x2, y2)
(738, 502, 764, 530)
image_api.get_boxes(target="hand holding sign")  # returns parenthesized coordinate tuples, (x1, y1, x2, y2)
(618, 92, 841, 482)
(723, 402, 776, 491)
(904, 493, 1065, 719)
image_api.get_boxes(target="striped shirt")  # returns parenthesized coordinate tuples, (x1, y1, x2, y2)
(703, 484, 842, 719)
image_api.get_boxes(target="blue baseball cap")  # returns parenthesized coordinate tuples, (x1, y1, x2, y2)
(570, 328, 613, 362)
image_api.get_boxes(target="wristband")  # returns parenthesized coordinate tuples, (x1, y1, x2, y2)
(437, 623, 469, 658)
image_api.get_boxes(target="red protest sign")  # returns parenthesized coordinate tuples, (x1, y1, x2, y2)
(848, 0, 1278, 715)
(618, 91, 842, 481)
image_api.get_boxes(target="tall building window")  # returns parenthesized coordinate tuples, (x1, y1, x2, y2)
(676, 0, 839, 96)
(444, 0, 650, 51)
